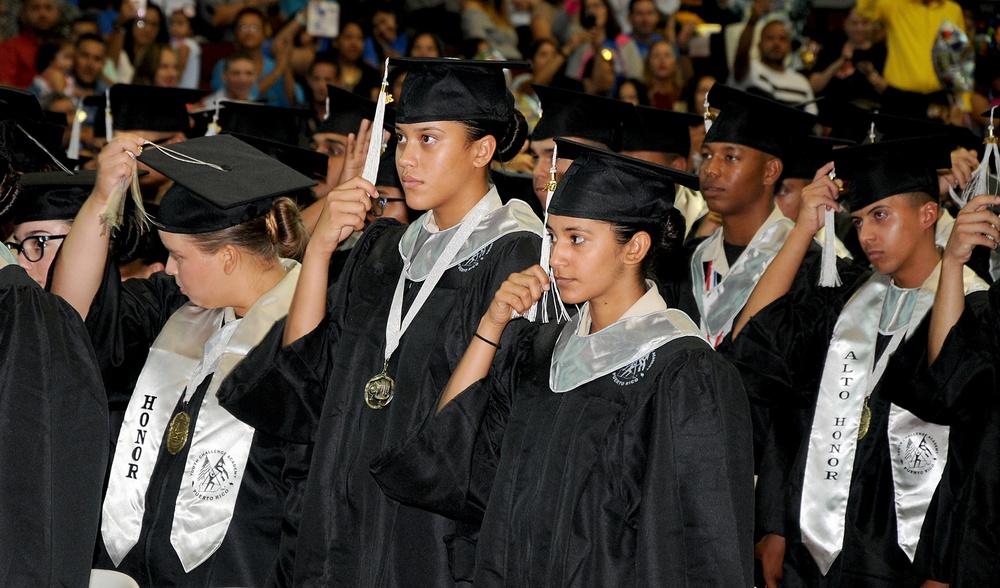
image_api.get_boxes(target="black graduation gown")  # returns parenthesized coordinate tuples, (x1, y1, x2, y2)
(885, 281, 1000, 587)
(84, 262, 309, 587)
(370, 320, 755, 587)
(218, 218, 542, 586)
(729, 271, 989, 586)
(0, 264, 108, 587)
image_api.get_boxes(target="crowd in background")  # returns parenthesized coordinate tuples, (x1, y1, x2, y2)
(2, 0, 999, 157)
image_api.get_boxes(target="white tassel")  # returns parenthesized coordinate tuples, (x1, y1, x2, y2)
(703, 90, 714, 133)
(99, 150, 143, 236)
(67, 98, 83, 161)
(16, 123, 73, 174)
(205, 101, 221, 137)
(361, 58, 391, 185)
(818, 169, 842, 288)
(958, 106, 1000, 206)
(104, 88, 114, 142)
(324, 95, 330, 121)
(520, 144, 569, 323)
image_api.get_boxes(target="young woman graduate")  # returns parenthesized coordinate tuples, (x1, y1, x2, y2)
(0, 89, 108, 588)
(49, 133, 314, 586)
(217, 58, 545, 586)
(370, 140, 755, 587)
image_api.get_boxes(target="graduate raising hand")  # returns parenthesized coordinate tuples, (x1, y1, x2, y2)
(929, 193, 1000, 363)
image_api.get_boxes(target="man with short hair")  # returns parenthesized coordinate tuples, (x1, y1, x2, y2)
(0, 0, 62, 88)
(733, 0, 816, 112)
(70, 33, 107, 100)
(203, 50, 259, 107)
(626, 0, 663, 61)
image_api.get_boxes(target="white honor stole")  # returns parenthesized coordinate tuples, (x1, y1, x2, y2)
(102, 260, 300, 572)
(691, 206, 792, 347)
(0, 244, 18, 267)
(799, 263, 987, 574)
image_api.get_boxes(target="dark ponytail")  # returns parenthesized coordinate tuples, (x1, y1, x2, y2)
(463, 109, 529, 163)
(610, 207, 686, 283)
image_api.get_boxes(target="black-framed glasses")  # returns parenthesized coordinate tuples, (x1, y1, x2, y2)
(372, 196, 406, 217)
(5, 235, 67, 263)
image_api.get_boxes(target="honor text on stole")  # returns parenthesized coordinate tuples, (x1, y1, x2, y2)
(126, 394, 157, 479)
(826, 350, 861, 481)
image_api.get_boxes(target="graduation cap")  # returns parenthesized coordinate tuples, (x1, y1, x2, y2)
(0, 86, 45, 122)
(137, 134, 316, 234)
(782, 136, 853, 181)
(10, 117, 76, 173)
(621, 106, 702, 156)
(13, 170, 96, 224)
(703, 84, 818, 161)
(833, 135, 953, 211)
(531, 85, 640, 149)
(229, 133, 329, 180)
(214, 101, 310, 146)
(85, 84, 207, 134)
(315, 85, 397, 137)
(548, 138, 699, 225)
(390, 57, 529, 125)
(376, 141, 402, 190)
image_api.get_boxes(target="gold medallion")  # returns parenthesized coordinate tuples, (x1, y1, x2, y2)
(167, 411, 191, 455)
(365, 361, 394, 409)
(858, 396, 871, 441)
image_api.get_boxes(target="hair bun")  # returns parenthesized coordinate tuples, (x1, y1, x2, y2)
(494, 110, 528, 163)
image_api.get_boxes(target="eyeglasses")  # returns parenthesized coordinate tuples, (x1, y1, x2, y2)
(5, 235, 67, 262)
(238, 24, 262, 32)
(371, 196, 406, 217)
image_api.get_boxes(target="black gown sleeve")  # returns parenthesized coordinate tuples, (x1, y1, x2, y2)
(370, 324, 535, 524)
(0, 265, 109, 588)
(219, 221, 401, 443)
(637, 343, 755, 587)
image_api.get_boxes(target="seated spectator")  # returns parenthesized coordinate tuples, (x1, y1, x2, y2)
(461, 0, 522, 59)
(614, 76, 649, 105)
(644, 38, 685, 109)
(364, 4, 408, 69)
(563, 0, 643, 94)
(132, 43, 179, 87)
(210, 8, 302, 107)
(809, 7, 886, 105)
(407, 31, 445, 57)
(198, 0, 278, 42)
(70, 14, 100, 41)
(204, 50, 258, 106)
(627, 0, 663, 61)
(335, 20, 381, 99)
(733, 0, 816, 112)
(300, 52, 339, 134)
(168, 8, 201, 89)
(30, 39, 75, 98)
(0, 0, 63, 89)
(108, 1, 168, 84)
(70, 31, 109, 155)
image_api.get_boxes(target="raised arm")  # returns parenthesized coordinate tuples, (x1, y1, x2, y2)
(732, 162, 841, 338)
(437, 264, 549, 411)
(282, 175, 375, 346)
(929, 194, 1000, 363)
(50, 134, 145, 320)
(733, 0, 770, 84)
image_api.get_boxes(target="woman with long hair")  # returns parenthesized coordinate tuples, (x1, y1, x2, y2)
(132, 43, 180, 87)
(217, 58, 545, 585)
(110, 3, 169, 84)
(562, 0, 643, 94)
(372, 140, 754, 586)
(644, 38, 686, 109)
(50, 134, 313, 586)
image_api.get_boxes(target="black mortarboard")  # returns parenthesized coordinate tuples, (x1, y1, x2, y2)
(531, 85, 640, 149)
(10, 117, 75, 172)
(548, 139, 699, 225)
(85, 84, 206, 133)
(869, 112, 978, 150)
(376, 141, 402, 190)
(391, 57, 529, 125)
(833, 136, 952, 211)
(215, 101, 310, 146)
(0, 86, 45, 122)
(229, 133, 329, 179)
(315, 85, 396, 136)
(13, 170, 95, 223)
(703, 84, 818, 160)
(783, 136, 853, 180)
(621, 106, 701, 155)
(137, 135, 316, 234)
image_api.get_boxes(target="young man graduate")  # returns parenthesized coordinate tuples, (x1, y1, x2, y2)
(729, 135, 991, 587)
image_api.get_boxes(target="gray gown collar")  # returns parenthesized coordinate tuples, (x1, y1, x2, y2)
(550, 290, 705, 393)
(398, 188, 542, 281)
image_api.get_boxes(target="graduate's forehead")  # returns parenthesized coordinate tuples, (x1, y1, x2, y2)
(849, 192, 924, 219)
(546, 214, 610, 233)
